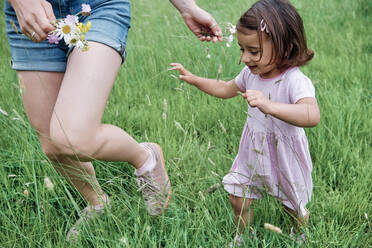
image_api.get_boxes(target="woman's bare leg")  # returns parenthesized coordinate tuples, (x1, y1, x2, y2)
(50, 42, 150, 167)
(19, 71, 104, 205)
(46, 41, 157, 205)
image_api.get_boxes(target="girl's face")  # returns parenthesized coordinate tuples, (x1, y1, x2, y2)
(237, 28, 281, 79)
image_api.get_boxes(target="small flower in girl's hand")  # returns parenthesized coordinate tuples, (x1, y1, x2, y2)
(47, 4, 91, 51)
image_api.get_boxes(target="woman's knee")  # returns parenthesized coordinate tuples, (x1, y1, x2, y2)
(49, 121, 99, 159)
(39, 136, 61, 160)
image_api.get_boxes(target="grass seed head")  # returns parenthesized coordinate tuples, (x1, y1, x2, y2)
(264, 223, 282, 234)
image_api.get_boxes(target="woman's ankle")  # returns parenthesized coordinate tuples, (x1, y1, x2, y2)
(86, 192, 106, 206)
(132, 145, 151, 169)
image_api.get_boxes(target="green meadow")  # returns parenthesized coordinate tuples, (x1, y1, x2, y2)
(0, 0, 371, 247)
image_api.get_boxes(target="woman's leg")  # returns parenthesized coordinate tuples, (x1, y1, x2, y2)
(229, 195, 254, 232)
(19, 71, 104, 205)
(49, 41, 171, 212)
(49, 42, 150, 167)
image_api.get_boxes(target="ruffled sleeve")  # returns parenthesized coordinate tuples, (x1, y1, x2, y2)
(288, 75, 316, 104)
(234, 66, 250, 92)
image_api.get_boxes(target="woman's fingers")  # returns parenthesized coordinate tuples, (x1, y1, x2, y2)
(208, 21, 222, 42)
(33, 4, 55, 41)
(12, 0, 55, 42)
(42, 0, 56, 23)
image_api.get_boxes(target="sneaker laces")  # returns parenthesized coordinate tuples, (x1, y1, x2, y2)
(136, 174, 164, 214)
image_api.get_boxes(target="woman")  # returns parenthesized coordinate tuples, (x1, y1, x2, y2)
(4, 0, 222, 241)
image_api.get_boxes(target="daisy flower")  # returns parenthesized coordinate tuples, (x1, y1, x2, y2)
(56, 19, 78, 41)
(64, 33, 80, 47)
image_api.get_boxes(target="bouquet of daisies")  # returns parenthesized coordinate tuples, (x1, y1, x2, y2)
(47, 3, 92, 52)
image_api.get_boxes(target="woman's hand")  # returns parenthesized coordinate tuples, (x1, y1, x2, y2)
(8, 0, 56, 42)
(170, 63, 196, 85)
(242, 90, 272, 114)
(169, 0, 222, 42)
(182, 6, 222, 42)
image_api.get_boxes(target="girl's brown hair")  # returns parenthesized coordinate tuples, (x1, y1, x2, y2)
(237, 0, 314, 70)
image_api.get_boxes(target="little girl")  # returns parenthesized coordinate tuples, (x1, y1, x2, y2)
(171, 0, 320, 245)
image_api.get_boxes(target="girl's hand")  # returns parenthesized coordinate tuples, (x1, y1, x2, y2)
(242, 90, 272, 114)
(8, 0, 56, 42)
(170, 63, 196, 85)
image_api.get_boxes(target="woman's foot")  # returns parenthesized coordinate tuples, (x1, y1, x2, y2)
(66, 194, 110, 242)
(135, 142, 172, 215)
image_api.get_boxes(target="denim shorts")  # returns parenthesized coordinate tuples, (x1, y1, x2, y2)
(4, 0, 131, 72)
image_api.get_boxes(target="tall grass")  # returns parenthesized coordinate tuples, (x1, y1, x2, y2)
(0, 0, 371, 247)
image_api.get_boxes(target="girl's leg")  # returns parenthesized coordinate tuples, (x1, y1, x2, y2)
(283, 205, 309, 226)
(229, 194, 254, 232)
(283, 205, 308, 243)
(19, 71, 104, 205)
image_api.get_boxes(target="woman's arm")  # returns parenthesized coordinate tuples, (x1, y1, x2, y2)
(243, 90, 320, 127)
(170, 63, 241, 99)
(169, 0, 196, 13)
(169, 0, 222, 42)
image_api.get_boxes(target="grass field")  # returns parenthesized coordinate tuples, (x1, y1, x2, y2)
(0, 0, 371, 247)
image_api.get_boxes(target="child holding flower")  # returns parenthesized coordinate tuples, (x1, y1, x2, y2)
(171, 0, 320, 245)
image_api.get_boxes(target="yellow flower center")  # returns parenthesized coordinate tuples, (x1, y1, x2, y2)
(62, 25, 71, 34)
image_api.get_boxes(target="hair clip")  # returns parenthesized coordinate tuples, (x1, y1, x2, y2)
(260, 19, 269, 34)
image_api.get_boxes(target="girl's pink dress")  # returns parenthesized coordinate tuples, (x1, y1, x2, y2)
(222, 66, 315, 217)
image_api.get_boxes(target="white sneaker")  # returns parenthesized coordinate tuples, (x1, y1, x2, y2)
(135, 143, 172, 216)
(66, 194, 110, 242)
